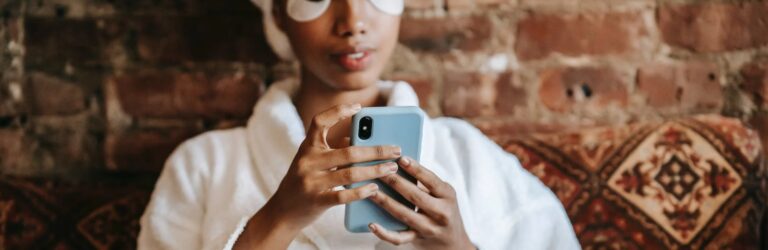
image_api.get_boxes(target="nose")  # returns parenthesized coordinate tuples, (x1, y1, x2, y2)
(334, 0, 368, 38)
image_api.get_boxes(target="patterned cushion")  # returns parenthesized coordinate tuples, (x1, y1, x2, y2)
(0, 176, 153, 249)
(500, 115, 767, 249)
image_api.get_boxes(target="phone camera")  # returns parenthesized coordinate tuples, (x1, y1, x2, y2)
(359, 116, 373, 140)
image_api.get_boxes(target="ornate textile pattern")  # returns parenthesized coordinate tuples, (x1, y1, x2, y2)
(0, 176, 154, 249)
(502, 115, 767, 249)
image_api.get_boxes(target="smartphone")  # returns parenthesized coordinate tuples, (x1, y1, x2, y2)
(344, 106, 425, 233)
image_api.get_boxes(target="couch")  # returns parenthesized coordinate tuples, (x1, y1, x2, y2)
(1, 114, 765, 249)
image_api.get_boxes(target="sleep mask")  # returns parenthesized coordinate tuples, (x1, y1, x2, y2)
(287, 0, 404, 22)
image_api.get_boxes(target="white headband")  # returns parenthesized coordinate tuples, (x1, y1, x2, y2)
(251, 0, 296, 61)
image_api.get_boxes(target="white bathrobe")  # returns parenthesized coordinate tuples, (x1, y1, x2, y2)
(137, 78, 580, 250)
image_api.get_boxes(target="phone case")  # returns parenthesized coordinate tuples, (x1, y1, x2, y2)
(344, 106, 425, 233)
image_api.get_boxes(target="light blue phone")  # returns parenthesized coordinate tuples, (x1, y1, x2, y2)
(345, 106, 425, 233)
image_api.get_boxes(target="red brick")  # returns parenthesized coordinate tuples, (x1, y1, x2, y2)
(538, 67, 628, 113)
(111, 69, 265, 119)
(208, 119, 248, 130)
(0, 87, 21, 117)
(515, 11, 649, 61)
(406, 0, 439, 10)
(107, 0, 260, 15)
(25, 0, 115, 18)
(105, 128, 200, 172)
(637, 62, 722, 111)
(472, 119, 571, 140)
(25, 72, 87, 115)
(24, 18, 104, 66)
(3, 16, 21, 43)
(0, 116, 24, 128)
(636, 66, 678, 108)
(446, 0, 474, 10)
(129, 15, 277, 64)
(741, 61, 768, 107)
(30, 116, 102, 170)
(0, 129, 25, 169)
(442, 71, 501, 117)
(495, 72, 527, 115)
(399, 16, 492, 53)
(476, 0, 510, 6)
(658, 2, 768, 52)
(476, 121, 570, 136)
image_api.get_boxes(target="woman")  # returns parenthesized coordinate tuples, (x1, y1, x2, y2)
(138, 0, 579, 249)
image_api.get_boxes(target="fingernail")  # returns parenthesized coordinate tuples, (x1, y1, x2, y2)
(368, 183, 379, 192)
(400, 157, 410, 166)
(351, 103, 362, 111)
(392, 146, 401, 156)
(382, 162, 398, 173)
(368, 223, 376, 232)
(364, 184, 378, 197)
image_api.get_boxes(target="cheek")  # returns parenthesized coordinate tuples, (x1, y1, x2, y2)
(286, 20, 334, 59)
(375, 17, 402, 60)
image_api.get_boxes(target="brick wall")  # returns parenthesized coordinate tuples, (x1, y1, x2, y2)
(0, 0, 767, 175)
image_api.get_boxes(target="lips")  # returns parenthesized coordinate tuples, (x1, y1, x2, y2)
(331, 48, 374, 72)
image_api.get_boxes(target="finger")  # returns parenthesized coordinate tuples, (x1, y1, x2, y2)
(319, 145, 401, 169)
(398, 157, 453, 198)
(320, 183, 378, 206)
(369, 191, 438, 236)
(417, 182, 430, 193)
(369, 223, 417, 246)
(322, 162, 399, 188)
(380, 173, 442, 216)
(342, 137, 351, 147)
(307, 104, 361, 148)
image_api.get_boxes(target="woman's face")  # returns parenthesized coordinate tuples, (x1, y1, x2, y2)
(275, 0, 402, 90)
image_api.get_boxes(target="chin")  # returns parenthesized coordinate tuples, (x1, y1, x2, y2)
(326, 71, 380, 91)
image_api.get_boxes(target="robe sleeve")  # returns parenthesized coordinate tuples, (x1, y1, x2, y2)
(482, 141, 581, 250)
(138, 139, 209, 250)
(138, 132, 258, 250)
(435, 118, 581, 250)
(498, 197, 580, 249)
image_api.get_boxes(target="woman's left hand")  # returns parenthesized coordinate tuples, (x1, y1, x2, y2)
(368, 157, 475, 250)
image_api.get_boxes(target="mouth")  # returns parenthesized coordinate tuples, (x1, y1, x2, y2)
(331, 48, 375, 72)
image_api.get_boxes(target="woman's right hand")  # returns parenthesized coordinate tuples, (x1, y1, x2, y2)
(269, 103, 402, 228)
(235, 104, 402, 249)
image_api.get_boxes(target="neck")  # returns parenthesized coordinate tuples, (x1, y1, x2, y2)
(293, 68, 384, 147)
